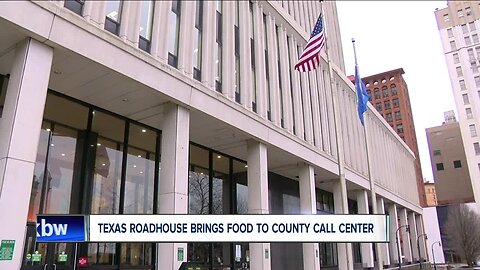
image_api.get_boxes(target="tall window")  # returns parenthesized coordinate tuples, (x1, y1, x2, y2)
(105, 0, 122, 35)
(264, 14, 272, 120)
(64, 0, 84, 15)
(139, 0, 154, 52)
(397, 124, 404, 133)
(393, 98, 399, 108)
(215, 1, 223, 92)
(476, 47, 480, 59)
(473, 34, 479, 44)
(249, 1, 256, 109)
(462, 24, 469, 34)
(276, 26, 284, 127)
(385, 100, 391, 110)
(168, 0, 181, 67)
(466, 108, 473, 119)
(475, 76, 480, 87)
(456, 66, 463, 77)
(444, 14, 449, 22)
(386, 113, 392, 122)
(474, 142, 480, 155)
(390, 84, 397, 95)
(234, 1, 241, 103)
(395, 111, 401, 120)
(374, 88, 380, 99)
(468, 48, 475, 61)
(471, 22, 477, 31)
(447, 28, 453, 38)
(465, 36, 472, 46)
(193, 1, 203, 81)
(470, 124, 477, 137)
(450, 40, 457, 51)
(463, 93, 470, 105)
(382, 86, 388, 97)
(453, 53, 460, 64)
(460, 79, 467, 90)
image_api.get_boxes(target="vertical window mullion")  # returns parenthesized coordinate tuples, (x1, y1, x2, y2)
(119, 122, 130, 214)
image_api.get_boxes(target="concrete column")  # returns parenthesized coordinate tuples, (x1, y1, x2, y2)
(376, 197, 390, 266)
(298, 163, 320, 270)
(387, 203, 400, 265)
(333, 180, 353, 270)
(0, 38, 53, 270)
(222, 1, 235, 101)
(158, 103, 190, 270)
(309, 69, 322, 150)
(278, 26, 293, 133)
(150, 1, 171, 63)
(288, 37, 304, 139)
(83, 0, 107, 27)
(300, 69, 314, 145)
(238, 0, 251, 108)
(247, 140, 271, 270)
(356, 190, 374, 268)
(416, 214, 427, 262)
(266, 14, 281, 126)
(399, 208, 413, 263)
(177, 1, 195, 76)
(201, 0, 215, 89)
(408, 211, 419, 262)
(119, 0, 141, 46)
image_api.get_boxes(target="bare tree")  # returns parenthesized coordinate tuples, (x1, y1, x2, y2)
(444, 204, 480, 267)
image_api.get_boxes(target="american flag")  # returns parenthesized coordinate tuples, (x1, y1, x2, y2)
(295, 14, 325, 72)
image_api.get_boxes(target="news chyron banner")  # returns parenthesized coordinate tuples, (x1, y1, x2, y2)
(37, 214, 390, 243)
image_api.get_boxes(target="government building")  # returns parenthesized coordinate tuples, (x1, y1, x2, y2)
(0, 1, 423, 269)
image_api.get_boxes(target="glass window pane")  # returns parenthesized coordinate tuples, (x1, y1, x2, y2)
(213, 153, 230, 214)
(90, 111, 125, 214)
(139, 0, 154, 41)
(106, 0, 121, 22)
(27, 125, 51, 222)
(189, 145, 209, 214)
(44, 94, 89, 130)
(124, 124, 156, 214)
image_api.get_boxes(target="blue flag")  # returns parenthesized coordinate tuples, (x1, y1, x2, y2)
(355, 65, 369, 125)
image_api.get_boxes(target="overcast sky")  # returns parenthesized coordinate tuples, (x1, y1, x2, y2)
(336, 1, 456, 182)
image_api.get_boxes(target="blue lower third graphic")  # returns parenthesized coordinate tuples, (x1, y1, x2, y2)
(36, 215, 86, 242)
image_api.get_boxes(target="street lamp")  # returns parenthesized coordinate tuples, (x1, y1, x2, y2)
(417, 234, 428, 270)
(432, 241, 442, 270)
(396, 225, 410, 269)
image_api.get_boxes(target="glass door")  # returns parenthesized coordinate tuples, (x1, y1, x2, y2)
(22, 123, 84, 270)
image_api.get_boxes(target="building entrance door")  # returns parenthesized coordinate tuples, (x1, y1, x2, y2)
(21, 224, 77, 270)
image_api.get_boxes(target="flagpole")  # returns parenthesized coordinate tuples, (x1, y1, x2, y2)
(321, 2, 353, 270)
(352, 38, 384, 270)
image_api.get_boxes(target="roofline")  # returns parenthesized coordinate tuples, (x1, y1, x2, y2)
(361, 68, 405, 81)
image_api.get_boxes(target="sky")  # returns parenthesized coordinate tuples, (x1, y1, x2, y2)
(336, 1, 456, 182)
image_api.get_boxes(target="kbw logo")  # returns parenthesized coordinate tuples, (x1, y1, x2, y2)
(36, 219, 68, 237)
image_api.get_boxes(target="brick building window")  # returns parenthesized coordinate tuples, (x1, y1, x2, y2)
(393, 98, 399, 108)
(386, 113, 392, 122)
(433, 150, 441, 156)
(395, 111, 401, 120)
(385, 101, 391, 110)
(444, 14, 449, 22)
(390, 84, 397, 95)
(397, 124, 404, 133)
(374, 89, 380, 99)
